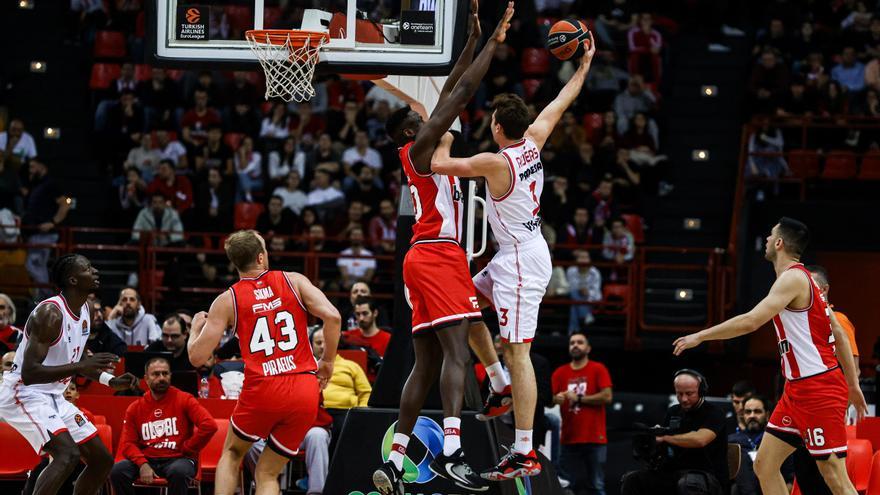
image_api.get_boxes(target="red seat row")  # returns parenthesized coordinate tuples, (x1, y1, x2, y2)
(787, 149, 880, 180)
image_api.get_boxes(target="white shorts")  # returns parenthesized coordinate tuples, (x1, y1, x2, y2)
(0, 382, 97, 454)
(473, 237, 551, 343)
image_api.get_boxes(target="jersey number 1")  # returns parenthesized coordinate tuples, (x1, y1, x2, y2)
(250, 311, 298, 356)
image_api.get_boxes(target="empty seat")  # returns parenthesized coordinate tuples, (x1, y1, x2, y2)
(234, 202, 264, 230)
(134, 64, 152, 82)
(93, 31, 127, 59)
(0, 423, 41, 480)
(521, 48, 550, 76)
(201, 419, 229, 482)
(865, 450, 880, 494)
(621, 214, 645, 244)
(822, 150, 857, 179)
(89, 63, 121, 90)
(846, 438, 872, 491)
(787, 149, 820, 178)
(602, 284, 630, 315)
(859, 151, 880, 180)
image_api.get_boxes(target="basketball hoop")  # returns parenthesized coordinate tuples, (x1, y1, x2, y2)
(245, 29, 330, 102)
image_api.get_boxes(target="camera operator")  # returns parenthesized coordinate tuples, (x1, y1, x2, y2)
(621, 370, 728, 495)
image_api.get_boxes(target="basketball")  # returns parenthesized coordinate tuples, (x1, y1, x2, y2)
(546, 19, 591, 60)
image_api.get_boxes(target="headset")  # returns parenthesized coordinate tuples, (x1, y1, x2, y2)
(673, 369, 709, 397)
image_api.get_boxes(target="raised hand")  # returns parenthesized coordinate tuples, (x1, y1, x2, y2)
(580, 31, 597, 70)
(468, 0, 481, 39)
(491, 2, 515, 44)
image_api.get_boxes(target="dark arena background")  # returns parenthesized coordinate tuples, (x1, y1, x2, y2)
(1, 0, 879, 494)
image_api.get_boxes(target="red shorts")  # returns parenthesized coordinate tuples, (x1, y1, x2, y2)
(403, 241, 482, 334)
(230, 373, 319, 458)
(767, 368, 849, 458)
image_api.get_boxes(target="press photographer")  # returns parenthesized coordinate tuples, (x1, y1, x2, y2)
(621, 369, 729, 495)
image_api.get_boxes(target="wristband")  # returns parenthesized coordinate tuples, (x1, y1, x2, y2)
(99, 372, 114, 386)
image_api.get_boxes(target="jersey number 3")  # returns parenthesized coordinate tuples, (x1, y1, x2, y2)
(249, 311, 298, 356)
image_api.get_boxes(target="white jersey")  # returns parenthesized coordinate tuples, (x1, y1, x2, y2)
(4, 295, 90, 395)
(487, 138, 544, 246)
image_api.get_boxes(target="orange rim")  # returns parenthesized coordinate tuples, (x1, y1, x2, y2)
(341, 73, 387, 81)
(245, 29, 330, 48)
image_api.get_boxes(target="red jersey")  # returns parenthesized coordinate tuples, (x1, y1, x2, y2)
(119, 386, 218, 465)
(551, 360, 613, 445)
(399, 141, 463, 244)
(342, 328, 391, 357)
(771, 263, 839, 381)
(230, 270, 316, 383)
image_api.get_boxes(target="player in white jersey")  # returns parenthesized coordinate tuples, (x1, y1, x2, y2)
(0, 254, 137, 495)
(431, 39, 597, 480)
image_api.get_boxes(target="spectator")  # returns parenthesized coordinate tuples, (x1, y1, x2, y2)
(195, 354, 224, 398)
(602, 217, 635, 263)
(346, 164, 383, 213)
(566, 250, 603, 332)
(268, 136, 306, 186)
(747, 118, 788, 178)
(181, 88, 222, 149)
(595, 0, 637, 48)
(552, 332, 613, 494)
(311, 327, 372, 410)
(776, 77, 818, 117)
(368, 199, 397, 253)
(865, 55, 880, 92)
(195, 126, 234, 177)
(589, 177, 617, 229)
(256, 195, 297, 238)
(753, 18, 792, 61)
(192, 168, 234, 233)
(0, 293, 21, 354)
(111, 357, 217, 495)
(613, 75, 658, 138)
(146, 160, 194, 213)
(188, 71, 222, 107)
(749, 50, 791, 114)
(85, 296, 126, 357)
(562, 207, 604, 254)
(260, 102, 292, 140)
(627, 13, 663, 83)
(306, 169, 345, 211)
(0, 118, 38, 165)
(154, 128, 188, 171)
(728, 396, 795, 495)
(544, 176, 575, 230)
(593, 110, 621, 149)
(343, 297, 391, 357)
(23, 159, 70, 299)
(145, 315, 194, 372)
(342, 282, 372, 331)
(306, 224, 337, 289)
(138, 69, 179, 130)
(1, 350, 14, 376)
(234, 136, 263, 202)
(550, 112, 587, 154)
(111, 62, 138, 97)
(728, 381, 756, 434)
(366, 99, 393, 146)
(342, 130, 383, 174)
(106, 287, 162, 345)
(226, 97, 261, 138)
(104, 89, 144, 161)
(119, 167, 147, 228)
(337, 227, 376, 290)
(291, 101, 326, 138)
(125, 134, 162, 182)
(819, 80, 849, 116)
(334, 200, 367, 238)
(586, 52, 631, 110)
(131, 192, 185, 246)
(272, 171, 308, 216)
(333, 100, 364, 146)
(832, 46, 866, 92)
(791, 22, 822, 66)
(227, 71, 260, 106)
(309, 133, 340, 168)
(621, 112, 658, 152)
(801, 52, 828, 90)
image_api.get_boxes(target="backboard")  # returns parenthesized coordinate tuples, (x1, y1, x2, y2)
(148, 0, 467, 76)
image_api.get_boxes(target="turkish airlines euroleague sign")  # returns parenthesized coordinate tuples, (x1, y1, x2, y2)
(177, 5, 209, 41)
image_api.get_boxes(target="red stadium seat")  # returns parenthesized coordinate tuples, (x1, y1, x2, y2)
(339, 349, 369, 374)
(96, 424, 113, 453)
(847, 424, 858, 439)
(522, 79, 542, 100)
(602, 284, 630, 315)
(93, 415, 107, 425)
(621, 214, 645, 243)
(134, 64, 152, 82)
(846, 438, 872, 491)
(93, 31, 127, 59)
(224, 132, 245, 151)
(822, 150, 857, 179)
(166, 69, 186, 81)
(521, 48, 550, 77)
(234, 202, 264, 230)
(859, 151, 880, 180)
(89, 63, 121, 90)
(201, 419, 228, 482)
(0, 423, 42, 479)
(866, 450, 880, 494)
(787, 150, 820, 178)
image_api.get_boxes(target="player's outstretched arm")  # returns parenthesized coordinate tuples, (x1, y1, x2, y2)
(430, 133, 506, 176)
(20, 304, 118, 385)
(188, 291, 233, 367)
(409, 2, 515, 170)
(436, 0, 481, 107)
(525, 34, 597, 150)
(286, 272, 341, 388)
(830, 312, 869, 421)
(672, 270, 803, 355)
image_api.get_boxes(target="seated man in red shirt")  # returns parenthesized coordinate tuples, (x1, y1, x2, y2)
(111, 357, 218, 495)
(342, 297, 390, 357)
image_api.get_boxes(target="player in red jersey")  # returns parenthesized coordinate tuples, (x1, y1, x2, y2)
(673, 217, 868, 495)
(187, 230, 340, 495)
(370, 3, 514, 494)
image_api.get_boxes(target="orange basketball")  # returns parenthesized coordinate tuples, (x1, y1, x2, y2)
(546, 19, 591, 60)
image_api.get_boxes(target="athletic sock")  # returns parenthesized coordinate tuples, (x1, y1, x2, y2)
(485, 362, 510, 393)
(388, 433, 410, 471)
(512, 429, 533, 455)
(443, 417, 462, 456)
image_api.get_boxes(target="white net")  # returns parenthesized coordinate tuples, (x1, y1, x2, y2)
(245, 31, 327, 103)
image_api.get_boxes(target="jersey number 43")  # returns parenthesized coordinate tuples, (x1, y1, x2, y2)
(249, 310, 298, 356)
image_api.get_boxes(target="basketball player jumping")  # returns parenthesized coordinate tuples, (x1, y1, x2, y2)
(0, 254, 138, 495)
(674, 218, 868, 495)
(371, 3, 515, 494)
(187, 230, 341, 495)
(430, 38, 597, 480)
